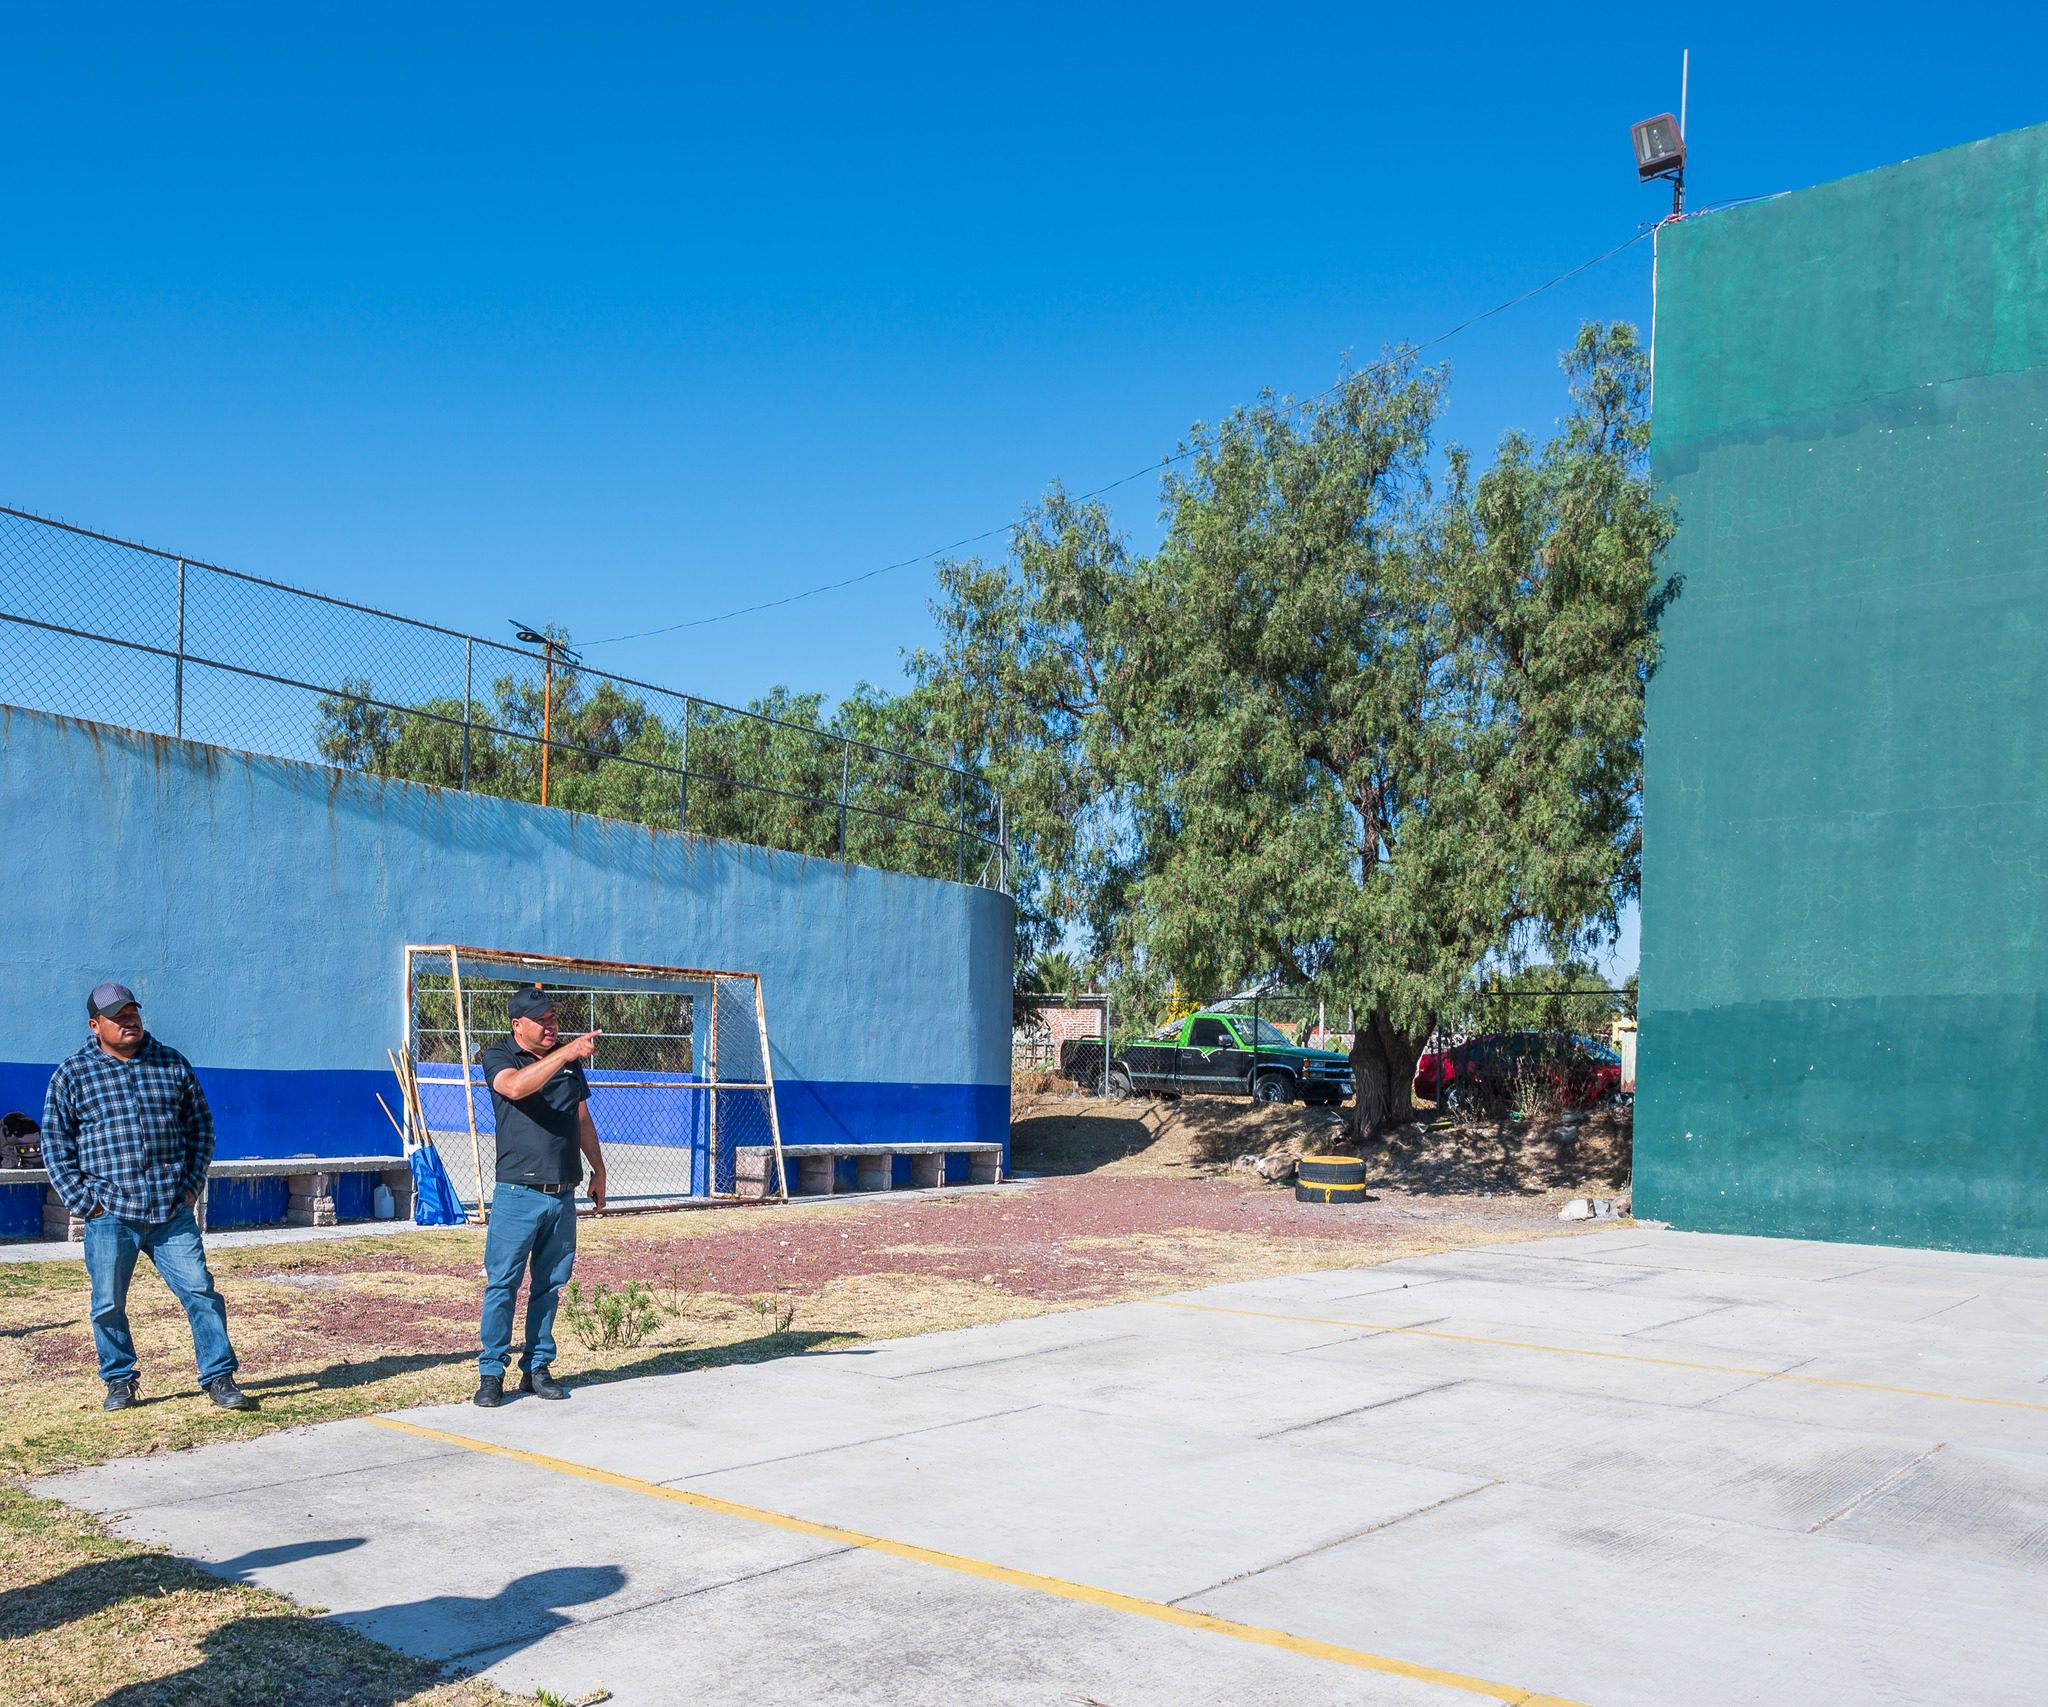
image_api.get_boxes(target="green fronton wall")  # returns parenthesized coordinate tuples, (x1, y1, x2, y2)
(1640, 122, 2048, 1255)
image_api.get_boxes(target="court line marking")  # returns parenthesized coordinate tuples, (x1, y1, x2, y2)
(1148, 1300, 2048, 1413)
(365, 1414, 1588, 1707)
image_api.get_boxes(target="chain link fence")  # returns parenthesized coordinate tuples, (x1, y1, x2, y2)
(0, 506, 1005, 889)
(406, 947, 784, 1211)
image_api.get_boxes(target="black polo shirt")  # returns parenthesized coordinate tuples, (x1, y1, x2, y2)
(480, 1037, 590, 1187)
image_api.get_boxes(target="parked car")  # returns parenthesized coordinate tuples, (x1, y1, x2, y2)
(1059, 1010, 1353, 1106)
(1414, 1031, 1623, 1112)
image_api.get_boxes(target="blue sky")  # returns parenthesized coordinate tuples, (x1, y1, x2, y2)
(6, 4, 2045, 975)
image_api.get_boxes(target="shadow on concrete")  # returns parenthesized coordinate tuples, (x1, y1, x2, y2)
(0, 1537, 366, 1642)
(90, 1561, 628, 1706)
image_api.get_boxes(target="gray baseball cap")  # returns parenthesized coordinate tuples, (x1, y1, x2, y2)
(507, 985, 555, 1022)
(88, 981, 140, 1018)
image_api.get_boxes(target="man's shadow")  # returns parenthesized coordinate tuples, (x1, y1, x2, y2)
(91, 1552, 626, 1706)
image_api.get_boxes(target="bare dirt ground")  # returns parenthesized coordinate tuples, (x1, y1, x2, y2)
(1009, 1076, 1633, 1200)
(1, 1088, 1629, 1704)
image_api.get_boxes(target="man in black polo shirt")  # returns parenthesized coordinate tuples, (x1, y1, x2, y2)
(473, 985, 608, 1408)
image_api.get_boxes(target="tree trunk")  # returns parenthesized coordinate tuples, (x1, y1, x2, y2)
(1347, 1012, 1425, 1143)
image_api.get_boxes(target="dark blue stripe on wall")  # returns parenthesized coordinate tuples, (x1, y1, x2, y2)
(0, 1062, 1008, 1166)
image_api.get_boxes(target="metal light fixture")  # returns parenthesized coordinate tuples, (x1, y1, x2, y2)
(1631, 113, 1685, 183)
(1633, 51, 1690, 217)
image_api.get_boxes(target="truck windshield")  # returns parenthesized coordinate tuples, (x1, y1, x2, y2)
(1236, 1017, 1297, 1047)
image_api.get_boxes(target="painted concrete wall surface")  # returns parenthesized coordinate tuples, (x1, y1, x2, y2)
(0, 706, 1013, 1170)
(1640, 122, 2048, 1255)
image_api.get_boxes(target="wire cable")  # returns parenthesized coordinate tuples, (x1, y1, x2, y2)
(584, 225, 1657, 645)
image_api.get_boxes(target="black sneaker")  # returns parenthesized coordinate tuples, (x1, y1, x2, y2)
(517, 1363, 567, 1400)
(204, 1376, 256, 1412)
(473, 1374, 505, 1408)
(102, 1378, 140, 1412)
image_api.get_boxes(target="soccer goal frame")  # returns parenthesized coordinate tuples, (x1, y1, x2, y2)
(400, 943, 790, 1213)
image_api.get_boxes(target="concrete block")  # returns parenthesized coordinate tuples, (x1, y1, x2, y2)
(967, 1150, 1001, 1185)
(908, 1152, 945, 1188)
(797, 1156, 836, 1195)
(854, 1153, 892, 1192)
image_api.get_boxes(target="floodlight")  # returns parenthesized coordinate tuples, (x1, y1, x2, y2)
(1631, 113, 1685, 182)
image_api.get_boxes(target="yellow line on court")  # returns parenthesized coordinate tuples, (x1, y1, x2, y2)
(366, 1413, 1587, 1707)
(1150, 1299, 2048, 1413)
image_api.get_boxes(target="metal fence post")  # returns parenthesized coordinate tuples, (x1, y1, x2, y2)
(460, 639, 473, 791)
(173, 561, 186, 737)
(678, 700, 691, 833)
(837, 740, 850, 861)
(997, 794, 1007, 892)
(955, 766, 967, 883)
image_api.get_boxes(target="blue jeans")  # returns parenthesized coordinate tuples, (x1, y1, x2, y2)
(83, 1205, 238, 1388)
(479, 1184, 578, 1378)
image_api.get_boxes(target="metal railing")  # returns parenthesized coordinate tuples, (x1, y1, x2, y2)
(0, 505, 1006, 889)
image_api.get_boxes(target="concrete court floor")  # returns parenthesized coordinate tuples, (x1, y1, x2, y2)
(39, 1227, 2048, 1706)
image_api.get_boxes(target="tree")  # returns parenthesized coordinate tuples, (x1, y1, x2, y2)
(917, 323, 1671, 1139)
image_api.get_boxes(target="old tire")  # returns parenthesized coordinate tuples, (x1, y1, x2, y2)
(1294, 1181, 1368, 1205)
(1297, 1154, 1366, 1187)
(1107, 1066, 1135, 1101)
(1252, 1072, 1295, 1106)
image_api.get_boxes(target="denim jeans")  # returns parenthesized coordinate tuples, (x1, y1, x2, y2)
(83, 1204, 238, 1387)
(479, 1184, 578, 1378)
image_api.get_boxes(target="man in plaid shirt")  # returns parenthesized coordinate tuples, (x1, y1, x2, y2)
(42, 982, 253, 1413)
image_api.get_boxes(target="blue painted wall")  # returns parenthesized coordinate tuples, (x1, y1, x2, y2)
(0, 707, 1013, 1173)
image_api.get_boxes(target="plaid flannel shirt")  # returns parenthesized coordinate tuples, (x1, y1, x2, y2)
(41, 1035, 216, 1223)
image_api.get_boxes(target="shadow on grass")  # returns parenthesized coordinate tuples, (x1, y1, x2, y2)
(233, 1326, 852, 1407)
(1007, 1111, 1157, 1176)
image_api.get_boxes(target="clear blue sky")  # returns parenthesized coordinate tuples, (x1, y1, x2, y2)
(6, 4, 2044, 974)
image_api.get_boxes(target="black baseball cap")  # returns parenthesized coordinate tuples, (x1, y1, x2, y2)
(507, 985, 556, 1022)
(88, 981, 140, 1019)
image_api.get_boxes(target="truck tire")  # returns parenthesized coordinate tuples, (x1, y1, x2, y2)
(1297, 1154, 1366, 1187)
(1252, 1072, 1295, 1106)
(1108, 1065, 1135, 1101)
(1295, 1181, 1368, 1205)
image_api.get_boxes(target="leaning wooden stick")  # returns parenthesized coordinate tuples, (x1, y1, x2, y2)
(374, 1092, 407, 1146)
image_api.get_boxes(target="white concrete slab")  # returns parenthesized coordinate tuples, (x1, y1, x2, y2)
(477, 1543, 1458, 1707)
(35, 1225, 2048, 1705)
(687, 1402, 1487, 1604)
(1282, 1379, 1939, 1531)
(1186, 1480, 2048, 1707)
(386, 1352, 1031, 1481)
(892, 1331, 1452, 1439)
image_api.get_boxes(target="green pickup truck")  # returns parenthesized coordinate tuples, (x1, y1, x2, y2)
(1059, 1011, 1354, 1106)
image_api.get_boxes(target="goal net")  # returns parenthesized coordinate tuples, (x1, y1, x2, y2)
(403, 945, 788, 1213)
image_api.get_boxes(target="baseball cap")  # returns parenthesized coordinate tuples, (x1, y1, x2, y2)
(88, 981, 140, 1018)
(507, 985, 555, 1022)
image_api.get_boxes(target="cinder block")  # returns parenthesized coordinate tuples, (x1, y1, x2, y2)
(797, 1155, 837, 1196)
(968, 1151, 1002, 1185)
(855, 1153, 893, 1192)
(909, 1153, 945, 1189)
(735, 1151, 775, 1201)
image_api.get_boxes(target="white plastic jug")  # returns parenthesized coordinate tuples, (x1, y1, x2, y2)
(372, 1182, 396, 1220)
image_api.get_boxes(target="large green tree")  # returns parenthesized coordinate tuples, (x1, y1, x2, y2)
(917, 323, 1670, 1137)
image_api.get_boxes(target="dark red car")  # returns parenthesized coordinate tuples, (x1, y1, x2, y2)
(1415, 1031, 1623, 1112)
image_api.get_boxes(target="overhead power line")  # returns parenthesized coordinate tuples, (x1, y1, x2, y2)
(585, 224, 1658, 647)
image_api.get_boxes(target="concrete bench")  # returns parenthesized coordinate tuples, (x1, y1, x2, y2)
(735, 1141, 1003, 1200)
(0, 1156, 413, 1241)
